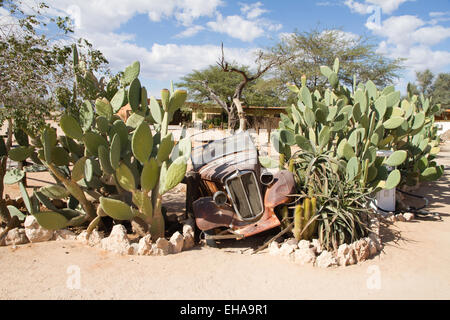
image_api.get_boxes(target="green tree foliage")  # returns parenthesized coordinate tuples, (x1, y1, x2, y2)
(0, 0, 111, 137)
(410, 70, 449, 114)
(177, 65, 284, 108)
(266, 28, 404, 99)
(415, 69, 435, 98)
(432, 73, 450, 111)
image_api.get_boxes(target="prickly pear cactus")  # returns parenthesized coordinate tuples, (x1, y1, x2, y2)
(261, 57, 443, 193)
(13, 60, 190, 239)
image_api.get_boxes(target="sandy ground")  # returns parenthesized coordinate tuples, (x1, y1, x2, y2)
(0, 141, 449, 300)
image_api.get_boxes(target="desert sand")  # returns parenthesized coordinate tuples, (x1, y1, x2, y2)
(0, 140, 449, 300)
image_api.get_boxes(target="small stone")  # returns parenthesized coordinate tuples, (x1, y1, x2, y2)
(279, 242, 296, 257)
(53, 229, 77, 241)
(353, 239, 370, 262)
(395, 214, 406, 222)
(130, 243, 139, 255)
(169, 231, 184, 254)
(24, 215, 54, 243)
(336, 244, 357, 266)
(366, 237, 378, 257)
(294, 248, 316, 265)
(137, 235, 152, 255)
(369, 233, 382, 252)
(182, 233, 195, 251)
(151, 237, 170, 256)
(268, 241, 280, 256)
(77, 230, 103, 247)
(387, 215, 397, 222)
(403, 213, 414, 221)
(298, 240, 311, 250)
(316, 250, 337, 268)
(4, 228, 28, 246)
(284, 238, 298, 247)
(311, 239, 323, 254)
(182, 217, 195, 235)
(100, 224, 133, 255)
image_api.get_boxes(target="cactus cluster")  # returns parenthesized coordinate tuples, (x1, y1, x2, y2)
(262, 58, 443, 192)
(260, 58, 443, 250)
(293, 197, 317, 241)
(4, 58, 189, 239)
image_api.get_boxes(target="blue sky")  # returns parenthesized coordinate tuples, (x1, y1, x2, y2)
(6, 0, 450, 97)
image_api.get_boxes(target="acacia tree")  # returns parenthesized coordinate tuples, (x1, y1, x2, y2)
(266, 28, 404, 98)
(179, 44, 289, 130)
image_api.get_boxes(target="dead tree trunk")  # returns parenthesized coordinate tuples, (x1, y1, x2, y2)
(217, 43, 290, 131)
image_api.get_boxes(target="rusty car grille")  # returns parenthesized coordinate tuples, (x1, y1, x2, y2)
(225, 170, 263, 220)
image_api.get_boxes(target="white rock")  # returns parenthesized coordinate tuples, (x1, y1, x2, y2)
(395, 214, 406, 222)
(403, 213, 414, 221)
(298, 240, 312, 250)
(311, 239, 323, 254)
(268, 241, 280, 256)
(100, 224, 133, 255)
(369, 233, 382, 252)
(279, 242, 296, 257)
(4, 228, 28, 246)
(182, 233, 195, 251)
(130, 243, 139, 255)
(24, 215, 54, 243)
(294, 248, 316, 265)
(387, 215, 397, 222)
(53, 229, 77, 241)
(137, 235, 152, 255)
(169, 231, 184, 254)
(316, 250, 337, 268)
(353, 239, 370, 262)
(336, 244, 354, 266)
(77, 230, 103, 247)
(151, 237, 170, 256)
(284, 238, 298, 247)
(183, 224, 195, 238)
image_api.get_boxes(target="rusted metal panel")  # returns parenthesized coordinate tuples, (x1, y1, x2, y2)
(264, 170, 296, 208)
(192, 197, 235, 231)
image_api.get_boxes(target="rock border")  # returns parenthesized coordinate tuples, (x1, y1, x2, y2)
(1, 214, 417, 265)
(267, 216, 389, 268)
(0, 215, 197, 257)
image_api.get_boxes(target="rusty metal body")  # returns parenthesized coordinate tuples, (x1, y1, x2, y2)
(186, 131, 296, 240)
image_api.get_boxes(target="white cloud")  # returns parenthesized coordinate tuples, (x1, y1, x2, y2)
(429, 11, 450, 17)
(240, 2, 268, 19)
(206, 2, 281, 42)
(207, 14, 265, 42)
(344, 0, 410, 15)
(175, 25, 204, 38)
(45, 0, 224, 32)
(82, 30, 259, 80)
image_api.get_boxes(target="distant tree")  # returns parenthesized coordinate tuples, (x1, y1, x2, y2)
(431, 73, 450, 112)
(415, 69, 435, 98)
(177, 46, 289, 130)
(0, 0, 111, 137)
(266, 28, 404, 99)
